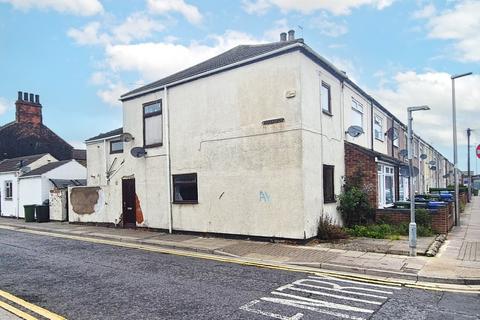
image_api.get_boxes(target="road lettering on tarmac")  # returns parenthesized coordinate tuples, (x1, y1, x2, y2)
(239, 275, 401, 320)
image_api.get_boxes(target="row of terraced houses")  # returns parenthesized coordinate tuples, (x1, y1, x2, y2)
(69, 31, 455, 240)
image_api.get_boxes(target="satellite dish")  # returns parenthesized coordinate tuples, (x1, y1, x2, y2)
(429, 160, 436, 166)
(399, 165, 419, 177)
(345, 125, 364, 138)
(385, 127, 399, 140)
(430, 165, 437, 171)
(420, 154, 428, 160)
(130, 147, 147, 158)
(19, 166, 31, 174)
(399, 149, 408, 158)
(121, 132, 134, 142)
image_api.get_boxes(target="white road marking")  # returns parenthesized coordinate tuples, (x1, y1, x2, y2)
(239, 300, 304, 320)
(259, 297, 367, 320)
(275, 283, 382, 305)
(270, 292, 374, 313)
(239, 275, 401, 319)
(292, 279, 388, 299)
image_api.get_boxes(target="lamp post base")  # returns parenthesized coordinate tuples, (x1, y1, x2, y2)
(409, 222, 417, 257)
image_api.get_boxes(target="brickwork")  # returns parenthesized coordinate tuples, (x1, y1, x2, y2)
(376, 202, 454, 234)
(15, 100, 42, 125)
(344, 142, 377, 208)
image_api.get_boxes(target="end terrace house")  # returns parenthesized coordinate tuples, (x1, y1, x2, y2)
(77, 30, 452, 239)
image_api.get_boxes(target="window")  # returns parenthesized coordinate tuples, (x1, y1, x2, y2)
(321, 82, 331, 114)
(393, 128, 399, 147)
(351, 99, 363, 128)
(4, 181, 12, 200)
(173, 173, 198, 204)
(110, 140, 123, 154)
(143, 100, 163, 148)
(377, 164, 395, 208)
(323, 165, 335, 203)
(374, 115, 383, 141)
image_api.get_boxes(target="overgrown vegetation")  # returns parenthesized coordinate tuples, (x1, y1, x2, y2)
(337, 171, 374, 227)
(317, 214, 348, 240)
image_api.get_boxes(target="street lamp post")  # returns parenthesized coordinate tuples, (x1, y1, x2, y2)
(452, 72, 472, 226)
(408, 105, 430, 257)
(467, 128, 472, 202)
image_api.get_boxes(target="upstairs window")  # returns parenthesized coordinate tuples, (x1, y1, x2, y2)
(143, 100, 163, 148)
(323, 165, 335, 203)
(351, 99, 363, 128)
(321, 82, 332, 114)
(173, 173, 198, 204)
(393, 128, 399, 147)
(374, 115, 383, 141)
(110, 140, 123, 154)
(4, 181, 12, 200)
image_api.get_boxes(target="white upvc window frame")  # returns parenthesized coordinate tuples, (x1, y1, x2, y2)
(393, 128, 399, 147)
(377, 163, 395, 208)
(351, 98, 363, 128)
(374, 115, 383, 141)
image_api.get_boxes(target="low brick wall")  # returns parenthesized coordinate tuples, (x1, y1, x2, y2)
(376, 202, 454, 234)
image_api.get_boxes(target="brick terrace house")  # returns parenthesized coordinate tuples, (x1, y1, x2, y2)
(0, 91, 85, 162)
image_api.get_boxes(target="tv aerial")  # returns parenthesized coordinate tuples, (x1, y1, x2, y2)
(345, 125, 364, 138)
(420, 153, 428, 160)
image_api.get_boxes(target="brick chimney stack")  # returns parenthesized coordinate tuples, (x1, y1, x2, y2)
(15, 91, 42, 125)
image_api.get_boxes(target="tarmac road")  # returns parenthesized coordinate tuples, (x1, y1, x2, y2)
(0, 229, 478, 320)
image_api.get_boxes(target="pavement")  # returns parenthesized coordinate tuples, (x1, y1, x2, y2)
(1, 228, 479, 320)
(0, 198, 479, 286)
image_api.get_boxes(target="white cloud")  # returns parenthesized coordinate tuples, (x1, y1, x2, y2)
(371, 71, 480, 151)
(97, 82, 129, 106)
(0, 97, 9, 116)
(242, 0, 395, 15)
(310, 13, 348, 37)
(67, 22, 109, 46)
(0, 0, 103, 16)
(111, 12, 165, 44)
(422, 1, 480, 62)
(105, 30, 262, 81)
(412, 3, 436, 19)
(147, 0, 202, 24)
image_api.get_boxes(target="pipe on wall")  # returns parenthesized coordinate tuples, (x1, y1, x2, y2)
(164, 86, 173, 234)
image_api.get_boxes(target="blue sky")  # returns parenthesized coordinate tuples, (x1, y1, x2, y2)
(0, 0, 479, 171)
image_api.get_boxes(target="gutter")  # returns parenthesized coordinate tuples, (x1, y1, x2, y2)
(85, 134, 123, 145)
(120, 42, 305, 101)
(164, 86, 173, 234)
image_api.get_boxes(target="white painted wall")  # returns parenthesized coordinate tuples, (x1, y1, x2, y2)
(18, 177, 43, 217)
(0, 172, 17, 217)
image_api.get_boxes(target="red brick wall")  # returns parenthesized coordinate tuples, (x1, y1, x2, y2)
(15, 100, 42, 125)
(344, 143, 377, 208)
(376, 203, 454, 234)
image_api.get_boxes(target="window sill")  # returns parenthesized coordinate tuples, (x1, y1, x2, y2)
(110, 151, 124, 155)
(322, 110, 333, 117)
(144, 143, 163, 149)
(324, 200, 336, 204)
(4, 198, 12, 201)
(173, 201, 198, 205)
(375, 137, 384, 142)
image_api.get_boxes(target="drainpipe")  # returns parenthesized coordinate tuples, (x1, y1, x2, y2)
(16, 172, 20, 219)
(104, 139, 108, 185)
(164, 85, 173, 233)
(370, 99, 374, 150)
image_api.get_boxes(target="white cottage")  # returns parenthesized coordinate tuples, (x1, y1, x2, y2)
(0, 153, 57, 217)
(17, 160, 86, 218)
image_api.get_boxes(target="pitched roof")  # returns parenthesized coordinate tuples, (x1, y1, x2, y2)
(72, 149, 86, 160)
(0, 153, 49, 173)
(86, 127, 123, 142)
(20, 160, 71, 177)
(121, 39, 304, 100)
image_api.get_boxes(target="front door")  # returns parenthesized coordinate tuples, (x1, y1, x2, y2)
(122, 178, 136, 228)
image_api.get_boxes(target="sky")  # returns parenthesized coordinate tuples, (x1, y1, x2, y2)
(0, 0, 479, 172)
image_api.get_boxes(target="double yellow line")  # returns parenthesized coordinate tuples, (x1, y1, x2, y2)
(0, 289, 66, 320)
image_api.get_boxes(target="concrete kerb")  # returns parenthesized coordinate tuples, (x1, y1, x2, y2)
(0, 222, 479, 288)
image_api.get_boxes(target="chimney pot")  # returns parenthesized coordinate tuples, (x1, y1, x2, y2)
(35, 94, 39, 104)
(29, 93, 34, 102)
(280, 32, 287, 42)
(288, 29, 295, 41)
(23, 92, 28, 100)
(18, 91, 22, 100)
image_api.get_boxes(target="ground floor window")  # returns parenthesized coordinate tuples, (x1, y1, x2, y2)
(323, 165, 335, 203)
(173, 173, 198, 204)
(399, 175, 409, 201)
(4, 181, 12, 200)
(377, 164, 395, 208)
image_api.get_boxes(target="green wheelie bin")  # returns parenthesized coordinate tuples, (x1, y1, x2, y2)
(24, 205, 36, 222)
